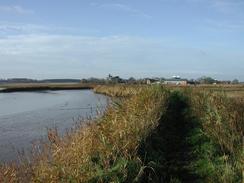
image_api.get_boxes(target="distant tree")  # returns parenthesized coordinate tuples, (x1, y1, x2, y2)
(127, 77, 136, 84)
(81, 79, 88, 83)
(81, 77, 106, 84)
(136, 78, 145, 84)
(232, 79, 239, 84)
(160, 77, 165, 81)
(198, 76, 216, 84)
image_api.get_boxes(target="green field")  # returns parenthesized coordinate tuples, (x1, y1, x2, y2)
(0, 85, 243, 183)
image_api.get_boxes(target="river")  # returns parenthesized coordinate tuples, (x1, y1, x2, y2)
(0, 90, 108, 163)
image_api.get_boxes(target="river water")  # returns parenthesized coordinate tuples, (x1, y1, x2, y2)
(0, 90, 108, 163)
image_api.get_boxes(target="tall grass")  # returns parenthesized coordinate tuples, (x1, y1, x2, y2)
(189, 90, 244, 183)
(93, 85, 145, 97)
(1, 86, 168, 182)
(0, 85, 243, 182)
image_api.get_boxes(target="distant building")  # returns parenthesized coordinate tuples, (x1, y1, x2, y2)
(187, 80, 198, 85)
(164, 76, 187, 85)
(146, 79, 156, 84)
(107, 74, 124, 83)
(146, 78, 161, 84)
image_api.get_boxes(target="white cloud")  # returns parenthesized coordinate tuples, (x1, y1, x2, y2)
(0, 34, 157, 57)
(0, 33, 242, 79)
(0, 34, 164, 78)
(185, 0, 244, 14)
(0, 5, 34, 15)
(178, 0, 244, 32)
(0, 22, 84, 36)
(210, 0, 244, 14)
(201, 19, 244, 32)
(0, 23, 49, 35)
(91, 2, 151, 19)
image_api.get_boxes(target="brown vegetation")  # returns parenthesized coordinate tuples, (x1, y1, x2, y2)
(0, 85, 243, 182)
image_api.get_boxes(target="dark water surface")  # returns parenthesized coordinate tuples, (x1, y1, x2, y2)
(0, 90, 108, 162)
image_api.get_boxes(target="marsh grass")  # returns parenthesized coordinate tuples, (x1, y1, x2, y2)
(0, 85, 168, 182)
(0, 85, 243, 182)
(188, 91, 244, 183)
(93, 85, 146, 97)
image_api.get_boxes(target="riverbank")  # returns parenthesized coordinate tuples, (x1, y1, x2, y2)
(0, 83, 95, 92)
(0, 85, 243, 182)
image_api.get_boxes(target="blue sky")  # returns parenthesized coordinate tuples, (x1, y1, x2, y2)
(0, 0, 243, 80)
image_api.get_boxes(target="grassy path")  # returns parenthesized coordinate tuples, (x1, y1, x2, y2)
(136, 90, 243, 183)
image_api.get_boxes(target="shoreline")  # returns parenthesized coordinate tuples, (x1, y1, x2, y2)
(0, 83, 95, 93)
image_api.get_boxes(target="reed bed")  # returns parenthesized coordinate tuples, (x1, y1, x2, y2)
(0, 85, 243, 182)
(188, 90, 244, 183)
(93, 85, 146, 97)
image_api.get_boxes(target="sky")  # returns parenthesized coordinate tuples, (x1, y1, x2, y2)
(0, 0, 243, 80)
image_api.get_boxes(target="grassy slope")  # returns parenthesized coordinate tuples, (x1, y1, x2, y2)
(0, 85, 243, 182)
